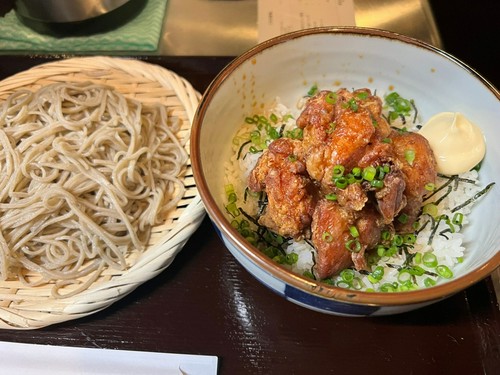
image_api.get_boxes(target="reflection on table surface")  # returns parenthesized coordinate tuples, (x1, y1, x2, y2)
(161, 0, 441, 55)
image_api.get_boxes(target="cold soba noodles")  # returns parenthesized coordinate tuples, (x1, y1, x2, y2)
(0, 82, 187, 297)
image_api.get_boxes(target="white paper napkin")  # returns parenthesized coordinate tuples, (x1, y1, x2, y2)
(0, 341, 218, 375)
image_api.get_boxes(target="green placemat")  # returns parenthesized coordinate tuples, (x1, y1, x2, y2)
(0, 0, 167, 52)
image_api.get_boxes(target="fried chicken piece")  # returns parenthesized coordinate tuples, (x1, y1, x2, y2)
(296, 89, 391, 192)
(374, 169, 407, 223)
(390, 130, 437, 231)
(312, 199, 386, 279)
(335, 182, 368, 212)
(248, 138, 316, 240)
(351, 204, 386, 271)
(356, 138, 407, 221)
(311, 199, 354, 279)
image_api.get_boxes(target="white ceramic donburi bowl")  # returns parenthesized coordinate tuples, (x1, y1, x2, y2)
(191, 27, 500, 316)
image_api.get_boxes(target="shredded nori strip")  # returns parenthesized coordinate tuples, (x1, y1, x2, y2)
(410, 99, 418, 124)
(434, 185, 453, 206)
(278, 124, 286, 138)
(451, 182, 495, 213)
(386, 263, 438, 277)
(239, 207, 260, 227)
(427, 215, 444, 245)
(236, 140, 251, 160)
(238, 207, 290, 256)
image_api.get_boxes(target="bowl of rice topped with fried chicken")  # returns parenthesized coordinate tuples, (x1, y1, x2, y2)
(191, 27, 500, 316)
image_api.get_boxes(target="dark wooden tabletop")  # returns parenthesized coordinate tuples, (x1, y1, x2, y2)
(0, 1, 499, 374)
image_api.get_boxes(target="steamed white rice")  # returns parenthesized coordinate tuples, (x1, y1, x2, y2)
(223, 94, 489, 292)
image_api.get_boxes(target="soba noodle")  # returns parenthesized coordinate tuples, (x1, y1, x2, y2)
(0, 82, 188, 297)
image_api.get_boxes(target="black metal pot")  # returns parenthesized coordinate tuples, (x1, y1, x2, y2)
(14, 0, 146, 36)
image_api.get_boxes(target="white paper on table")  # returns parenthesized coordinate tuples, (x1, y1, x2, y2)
(258, 0, 356, 42)
(0, 341, 218, 375)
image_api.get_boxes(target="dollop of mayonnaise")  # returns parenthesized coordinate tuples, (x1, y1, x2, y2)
(418, 112, 486, 176)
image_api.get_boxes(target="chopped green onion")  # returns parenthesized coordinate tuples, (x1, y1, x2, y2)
(367, 275, 379, 284)
(443, 215, 456, 233)
(424, 277, 437, 288)
(325, 193, 337, 201)
(452, 212, 464, 225)
(340, 269, 355, 282)
(404, 149, 416, 165)
(249, 146, 261, 154)
(335, 177, 348, 189)
(225, 202, 240, 217)
(422, 252, 438, 268)
(325, 91, 337, 104)
(225, 184, 235, 195)
(379, 282, 397, 293)
(351, 277, 364, 290)
(322, 231, 333, 242)
(362, 166, 377, 181)
(436, 264, 453, 279)
(385, 92, 413, 118)
(376, 166, 386, 180)
(346, 173, 357, 184)
(370, 179, 384, 188)
(322, 278, 335, 285)
(332, 165, 345, 178)
(423, 203, 438, 217)
(286, 127, 303, 139)
(345, 239, 361, 253)
(413, 252, 422, 264)
(336, 280, 351, 288)
(266, 124, 280, 140)
(397, 269, 412, 283)
(347, 98, 358, 112)
(307, 84, 319, 96)
(404, 233, 416, 244)
(349, 226, 360, 238)
(371, 266, 385, 281)
(303, 270, 315, 279)
(326, 122, 337, 134)
(397, 213, 409, 224)
(385, 245, 398, 257)
(250, 130, 261, 143)
(356, 91, 369, 100)
(285, 252, 299, 265)
(425, 182, 436, 191)
(262, 246, 277, 258)
(227, 192, 237, 204)
(391, 235, 404, 247)
(408, 265, 425, 276)
(377, 245, 386, 257)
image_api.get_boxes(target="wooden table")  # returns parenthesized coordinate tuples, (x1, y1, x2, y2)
(0, 1, 498, 374)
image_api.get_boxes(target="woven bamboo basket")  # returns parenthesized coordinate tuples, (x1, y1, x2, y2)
(0, 56, 206, 329)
